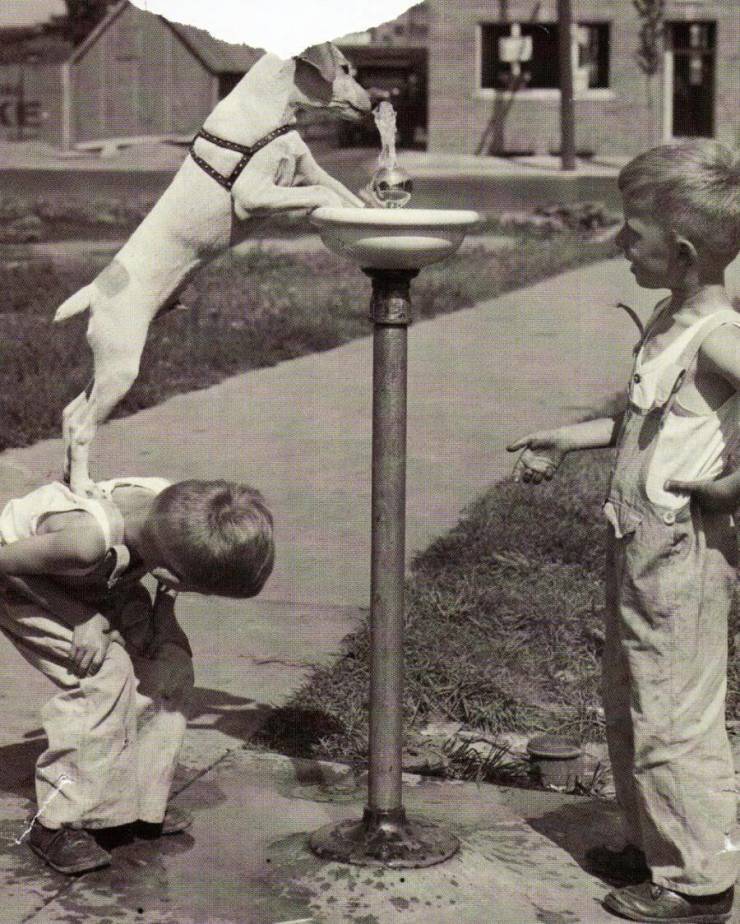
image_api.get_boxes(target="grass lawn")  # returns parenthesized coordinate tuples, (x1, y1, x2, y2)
(0, 230, 616, 452)
(255, 439, 740, 783)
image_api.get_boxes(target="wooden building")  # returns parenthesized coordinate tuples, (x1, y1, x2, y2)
(61, 0, 262, 147)
(426, 0, 739, 157)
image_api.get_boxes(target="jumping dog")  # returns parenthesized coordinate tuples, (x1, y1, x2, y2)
(54, 43, 371, 496)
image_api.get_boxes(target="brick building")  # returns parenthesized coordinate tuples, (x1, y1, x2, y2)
(426, 0, 739, 157)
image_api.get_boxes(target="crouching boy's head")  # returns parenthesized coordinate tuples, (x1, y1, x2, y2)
(141, 480, 274, 598)
(616, 140, 740, 289)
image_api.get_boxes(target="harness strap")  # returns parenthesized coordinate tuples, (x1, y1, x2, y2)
(189, 124, 294, 190)
(660, 309, 740, 427)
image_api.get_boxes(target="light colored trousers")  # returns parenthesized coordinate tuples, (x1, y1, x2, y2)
(604, 499, 739, 895)
(0, 580, 193, 829)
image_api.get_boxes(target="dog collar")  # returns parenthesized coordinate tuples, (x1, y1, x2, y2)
(189, 124, 295, 191)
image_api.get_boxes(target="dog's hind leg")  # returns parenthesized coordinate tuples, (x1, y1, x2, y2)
(62, 383, 94, 490)
(65, 300, 154, 496)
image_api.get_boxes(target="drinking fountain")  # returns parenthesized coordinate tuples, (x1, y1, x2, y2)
(307, 103, 481, 866)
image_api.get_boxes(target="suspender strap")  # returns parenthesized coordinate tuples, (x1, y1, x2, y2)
(189, 124, 294, 190)
(617, 303, 646, 344)
(96, 497, 131, 589)
(660, 309, 740, 425)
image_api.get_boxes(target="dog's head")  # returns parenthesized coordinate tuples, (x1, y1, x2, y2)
(292, 42, 371, 122)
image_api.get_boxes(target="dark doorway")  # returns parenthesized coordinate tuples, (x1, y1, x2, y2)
(669, 21, 715, 138)
(337, 47, 427, 149)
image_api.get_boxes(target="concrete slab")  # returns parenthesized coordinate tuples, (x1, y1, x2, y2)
(16, 751, 627, 923)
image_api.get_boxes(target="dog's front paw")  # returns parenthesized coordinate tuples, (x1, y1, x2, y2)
(310, 187, 347, 209)
(356, 184, 383, 209)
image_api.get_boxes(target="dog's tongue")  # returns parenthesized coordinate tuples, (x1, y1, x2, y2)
(129, 0, 418, 57)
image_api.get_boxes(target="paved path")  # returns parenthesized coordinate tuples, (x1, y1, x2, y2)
(0, 256, 661, 606)
(4, 253, 737, 605)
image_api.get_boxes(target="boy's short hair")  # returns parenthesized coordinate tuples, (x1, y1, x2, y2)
(150, 480, 274, 598)
(618, 140, 740, 265)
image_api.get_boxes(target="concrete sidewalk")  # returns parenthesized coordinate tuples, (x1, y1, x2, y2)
(0, 138, 621, 178)
(1, 256, 739, 921)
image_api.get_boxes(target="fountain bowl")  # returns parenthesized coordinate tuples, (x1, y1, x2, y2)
(310, 207, 482, 270)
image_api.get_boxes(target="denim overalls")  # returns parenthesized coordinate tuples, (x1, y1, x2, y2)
(603, 307, 740, 895)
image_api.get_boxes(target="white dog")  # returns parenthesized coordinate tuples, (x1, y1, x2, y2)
(54, 42, 370, 496)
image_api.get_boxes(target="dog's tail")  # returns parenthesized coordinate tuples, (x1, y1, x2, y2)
(54, 285, 94, 323)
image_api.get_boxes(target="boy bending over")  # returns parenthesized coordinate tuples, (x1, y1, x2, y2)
(509, 140, 740, 922)
(0, 476, 273, 874)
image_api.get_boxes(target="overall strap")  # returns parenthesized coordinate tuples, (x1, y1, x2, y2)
(660, 309, 740, 425)
(95, 497, 131, 589)
(189, 124, 294, 190)
(631, 297, 671, 356)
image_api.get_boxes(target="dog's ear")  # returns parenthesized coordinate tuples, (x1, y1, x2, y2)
(295, 42, 338, 84)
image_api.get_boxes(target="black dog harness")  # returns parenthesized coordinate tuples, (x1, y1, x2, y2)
(189, 124, 294, 191)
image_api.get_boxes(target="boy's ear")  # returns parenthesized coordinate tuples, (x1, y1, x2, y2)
(673, 232, 698, 264)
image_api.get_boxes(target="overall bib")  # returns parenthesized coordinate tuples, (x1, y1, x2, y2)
(604, 307, 740, 895)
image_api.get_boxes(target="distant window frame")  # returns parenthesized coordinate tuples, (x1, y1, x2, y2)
(477, 21, 610, 93)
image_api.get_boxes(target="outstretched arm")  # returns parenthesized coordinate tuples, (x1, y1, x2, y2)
(507, 415, 622, 483)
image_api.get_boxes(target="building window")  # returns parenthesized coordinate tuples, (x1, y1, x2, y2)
(480, 22, 609, 91)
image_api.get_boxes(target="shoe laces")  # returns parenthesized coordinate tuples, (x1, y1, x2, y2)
(61, 828, 96, 850)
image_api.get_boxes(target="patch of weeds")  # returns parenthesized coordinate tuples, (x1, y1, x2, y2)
(442, 736, 532, 787)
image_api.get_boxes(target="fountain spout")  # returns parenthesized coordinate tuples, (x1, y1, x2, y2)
(370, 101, 413, 208)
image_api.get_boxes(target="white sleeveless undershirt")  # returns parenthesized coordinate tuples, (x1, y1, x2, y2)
(631, 314, 740, 509)
(0, 477, 171, 573)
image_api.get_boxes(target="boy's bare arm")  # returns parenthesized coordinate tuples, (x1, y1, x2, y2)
(0, 531, 122, 676)
(700, 326, 740, 392)
(0, 528, 106, 579)
(664, 328, 740, 512)
(507, 415, 623, 483)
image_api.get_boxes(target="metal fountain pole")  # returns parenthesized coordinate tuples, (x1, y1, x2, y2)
(366, 265, 414, 823)
(309, 264, 460, 868)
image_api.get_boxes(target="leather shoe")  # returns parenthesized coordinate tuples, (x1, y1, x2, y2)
(586, 843, 649, 882)
(603, 881, 734, 922)
(135, 805, 193, 839)
(28, 820, 112, 875)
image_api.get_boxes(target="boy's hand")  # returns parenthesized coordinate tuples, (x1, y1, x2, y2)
(665, 476, 740, 514)
(507, 431, 569, 484)
(70, 614, 124, 677)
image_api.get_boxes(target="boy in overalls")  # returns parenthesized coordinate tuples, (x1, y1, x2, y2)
(0, 476, 274, 875)
(508, 140, 740, 922)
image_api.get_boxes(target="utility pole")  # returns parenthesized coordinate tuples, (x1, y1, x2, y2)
(557, 0, 577, 170)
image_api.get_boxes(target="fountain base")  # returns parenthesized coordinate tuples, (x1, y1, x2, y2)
(309, 807, 460, 868)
